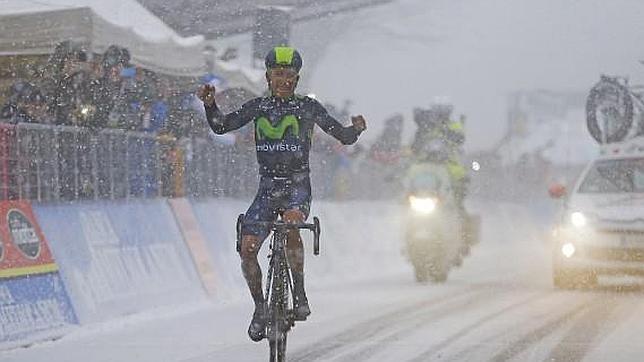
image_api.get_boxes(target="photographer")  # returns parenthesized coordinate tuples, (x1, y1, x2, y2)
(47, 42, 93, 127)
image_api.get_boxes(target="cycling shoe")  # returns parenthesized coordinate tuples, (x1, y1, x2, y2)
(248, 303, 267, 342)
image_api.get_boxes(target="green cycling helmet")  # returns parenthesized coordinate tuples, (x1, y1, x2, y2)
(265, 46, 302, 72)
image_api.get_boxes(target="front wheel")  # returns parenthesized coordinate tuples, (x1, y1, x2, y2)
(268, 250, 290, 361)
(427, 257, 449, 283)
(408, 240, 449, 283)
(269, 329, 287, 362)
(413, 262, 429, 283)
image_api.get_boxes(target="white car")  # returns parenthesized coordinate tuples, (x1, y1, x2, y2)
(551, 139, 644, 288)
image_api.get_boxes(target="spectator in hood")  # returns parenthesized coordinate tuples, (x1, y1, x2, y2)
(89, 45, 131, 129)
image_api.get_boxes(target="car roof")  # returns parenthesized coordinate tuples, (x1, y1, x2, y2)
(599, 137, 644, 159)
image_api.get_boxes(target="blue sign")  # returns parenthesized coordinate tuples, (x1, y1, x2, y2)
(0, 272, 77, 343)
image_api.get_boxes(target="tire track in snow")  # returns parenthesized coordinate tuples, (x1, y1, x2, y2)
(545, 295, 622, 362)
(333, 287, 503, 362)
(290, 285, 489, 362)
(406, 292, 552, 362)
(488, 298, 596, 362)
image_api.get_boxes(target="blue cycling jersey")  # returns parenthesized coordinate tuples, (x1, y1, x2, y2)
(204, 95, 362, 177)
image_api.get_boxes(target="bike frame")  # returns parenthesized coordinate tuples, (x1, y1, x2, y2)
(236, 215, 321, 362)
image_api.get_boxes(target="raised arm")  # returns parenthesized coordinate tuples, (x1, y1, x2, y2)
(198, 85, 257, 134)
(311, 99, 366, 145)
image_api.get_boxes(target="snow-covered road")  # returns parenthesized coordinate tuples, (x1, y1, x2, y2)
(3, 201, 644, 362)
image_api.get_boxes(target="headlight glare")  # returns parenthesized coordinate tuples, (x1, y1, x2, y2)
(409, 196, 437, 214)
(570, 211, 587, 228)
(561, 242, 576, 258)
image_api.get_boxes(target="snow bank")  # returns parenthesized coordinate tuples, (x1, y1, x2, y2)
(0, 197, 408, 349)
(190, 198, 410, 300)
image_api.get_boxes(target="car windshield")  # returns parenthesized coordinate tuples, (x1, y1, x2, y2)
(578, 158, 644, 193)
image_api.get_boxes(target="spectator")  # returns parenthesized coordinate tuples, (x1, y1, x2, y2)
(369, 113, 404, 163)
(113, 66, 142, 130)
(1, 82, 47, 124)
(20, 86, 48, 123)
(47, 42, 93, 126)
(1, 80, 28, 121)
(143, 79, 170, 133)
(119, 67, 157, 132)
(90, 45, 130, 129)
(167, 91, 202, 138)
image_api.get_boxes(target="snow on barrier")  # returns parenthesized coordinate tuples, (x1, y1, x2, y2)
(32, 199, 206, 324)
(190, 198, 409, 299)
(0, 201, 77, 347)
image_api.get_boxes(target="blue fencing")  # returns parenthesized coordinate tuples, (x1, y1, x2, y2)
(33, 199, 206, 323)
(0, 273, 77, 344)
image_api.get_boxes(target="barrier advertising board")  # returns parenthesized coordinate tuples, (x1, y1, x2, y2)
(33, 200, 205, 323)
(0, 201, 77, 344)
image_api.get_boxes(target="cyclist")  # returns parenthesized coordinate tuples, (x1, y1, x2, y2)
(198, 46, 367, 342)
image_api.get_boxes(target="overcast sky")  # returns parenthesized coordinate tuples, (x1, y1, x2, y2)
(293, 0, 644, 151)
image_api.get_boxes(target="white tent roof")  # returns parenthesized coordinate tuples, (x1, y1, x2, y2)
(0, 0, 204, 46)
(0, 0, 263, 90)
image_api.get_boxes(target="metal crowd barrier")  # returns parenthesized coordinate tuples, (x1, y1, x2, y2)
(0, 121, 395, 203)
(3, 123, 166, 202)
(0, 122, 267, 202)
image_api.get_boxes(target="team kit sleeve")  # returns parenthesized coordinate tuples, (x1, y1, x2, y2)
(204, 98, 259, 134)
(310, 99, 362, 145)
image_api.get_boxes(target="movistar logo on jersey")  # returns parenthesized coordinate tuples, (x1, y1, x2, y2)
(256, 115, 300, 140)
(256, 142, 302, 152)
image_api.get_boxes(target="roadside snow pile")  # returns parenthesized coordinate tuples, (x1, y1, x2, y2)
(191, 199, 409, 300)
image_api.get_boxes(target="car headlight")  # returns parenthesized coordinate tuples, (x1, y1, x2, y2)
(570, 211, 587, 228)
(561, 242, 576, 258)
(409, 196, 438, 214)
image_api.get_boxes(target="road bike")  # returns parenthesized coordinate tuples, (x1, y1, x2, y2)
(236, 214, 321, 362)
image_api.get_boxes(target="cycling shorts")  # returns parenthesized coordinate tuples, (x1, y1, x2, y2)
(242, 173, 311, 239)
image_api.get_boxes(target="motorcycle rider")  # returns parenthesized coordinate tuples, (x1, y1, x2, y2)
(197, 46, 367, 342)
(411, 100, 467, 211)
(405, 139, 453, 201)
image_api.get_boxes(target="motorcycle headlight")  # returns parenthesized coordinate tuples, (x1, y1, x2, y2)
(570, 211, 587, 228)
(409, 196, 438, 214)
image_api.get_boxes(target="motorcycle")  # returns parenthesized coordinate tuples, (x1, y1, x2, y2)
(403, 162, 478, 283)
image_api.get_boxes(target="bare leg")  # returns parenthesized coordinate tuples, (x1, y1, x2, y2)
(283, 209, 310, 320)
(283, 209, 305, 276)
(240, 234, 264, 306)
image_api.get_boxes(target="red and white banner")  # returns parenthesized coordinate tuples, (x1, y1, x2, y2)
(0, 200, 58, 279)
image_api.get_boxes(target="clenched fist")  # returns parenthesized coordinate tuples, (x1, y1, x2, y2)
(351, 115, 367, 132)
(197, 84, 217, 107)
